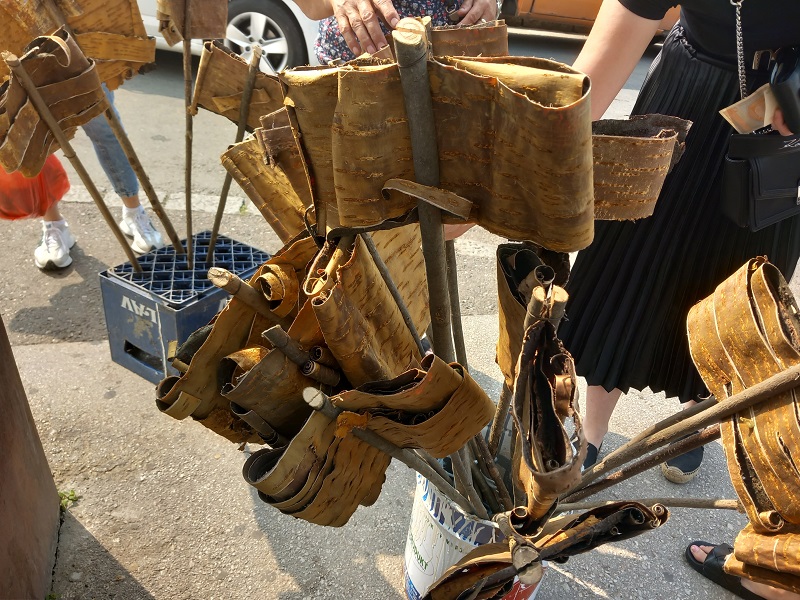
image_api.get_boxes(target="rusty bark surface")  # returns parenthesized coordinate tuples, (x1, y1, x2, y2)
(496, 243, 568, 388)
(0, 30, 107, 176)
(687, 257, 800, 591)
(191, 41, 284, 128)
(280, 54, 592, 250)
(220, 136, 307, 243)
(592, 115, 692, 220)
(281, 66, 341, 231)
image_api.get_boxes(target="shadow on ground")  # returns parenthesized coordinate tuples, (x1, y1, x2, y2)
(51, 510, 156, 600)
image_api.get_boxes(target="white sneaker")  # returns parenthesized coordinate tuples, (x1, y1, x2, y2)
(120, 209, 165, 254)
(34, 221, 76, 270)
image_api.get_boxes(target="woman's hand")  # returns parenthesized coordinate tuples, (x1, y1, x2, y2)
(330, 0, 400, 56)
(772, 108, 795, 136)
(454, 0, 497, 25)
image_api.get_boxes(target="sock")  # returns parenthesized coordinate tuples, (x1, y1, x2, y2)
(123, 205, 144, 220)
(44, 218, 67, 229)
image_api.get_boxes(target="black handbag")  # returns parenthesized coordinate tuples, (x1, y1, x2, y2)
(721, 132, 800, 231)
(721, 1, 800, 231)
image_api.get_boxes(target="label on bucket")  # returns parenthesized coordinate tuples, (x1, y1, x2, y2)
(403, 475, 543, 600)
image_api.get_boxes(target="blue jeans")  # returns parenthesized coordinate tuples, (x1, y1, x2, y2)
(81, 87, 139, 198)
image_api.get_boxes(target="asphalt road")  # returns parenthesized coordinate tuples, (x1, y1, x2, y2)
(1, 30, 761, 600)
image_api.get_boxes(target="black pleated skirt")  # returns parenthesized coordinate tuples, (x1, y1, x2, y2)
(559, 26, 800, 403)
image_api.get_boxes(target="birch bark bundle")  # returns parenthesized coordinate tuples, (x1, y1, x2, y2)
(687, 257, 800, 594)
(155, 0, 227, 43)
(0, 30, 107, 176)
(592, 115, 691, 220)
(0, 0, 155, 90)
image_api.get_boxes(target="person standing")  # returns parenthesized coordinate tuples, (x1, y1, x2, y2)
(34, 87, 164, 270)
(558, 0, 800, 481)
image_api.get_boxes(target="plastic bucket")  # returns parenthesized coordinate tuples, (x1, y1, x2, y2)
(403, 474, 544, 600)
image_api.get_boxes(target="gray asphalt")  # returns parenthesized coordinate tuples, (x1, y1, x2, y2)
(1, 31, 770, 600)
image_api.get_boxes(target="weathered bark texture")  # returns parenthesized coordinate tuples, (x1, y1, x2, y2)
(592, 115, 691, 220)
(0, 0, 156, 89)
(220, 136, 307, 243)
(429, 20, 509, 58)
(687, 257, 800, 593)
(191, 41, 284, 129)
(155, 0, 226, 41)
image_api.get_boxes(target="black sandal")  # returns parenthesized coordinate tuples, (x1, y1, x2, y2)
(684, 541, 764, 599)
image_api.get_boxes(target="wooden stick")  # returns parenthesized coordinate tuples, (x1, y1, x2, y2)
(208, 267, 286, 324)
(556, 498, 741, 513)
(451, 447, 489, 519)
(564, 425, 721, 503)
(472, 435, 514, 511)
(487, 382, 513, 457)
(2, 52, 142, 272)
(261, 325, 309, 365)
(303, 387, 477, 514)
(361, 233, 425, 356)
(206, 45, 263, 266)
(446, 239, 468, 368)
(182, 0, 194, 268)
(103, 107, 183, 253)
(394, 18, 455, 364)
(573, 364, 800, 494)
(301, 360, 341, 387)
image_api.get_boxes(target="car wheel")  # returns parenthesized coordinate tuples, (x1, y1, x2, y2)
(225, 0, 308, 73)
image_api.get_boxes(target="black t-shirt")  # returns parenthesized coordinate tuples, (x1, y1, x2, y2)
(619, 0, 800, 61)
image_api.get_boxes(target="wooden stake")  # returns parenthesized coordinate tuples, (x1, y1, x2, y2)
(182, 0, 194, 268)
(556, 498, 741, 513)
(2, 52, 142, 272)
(206, 45, 263, 266)
(393, 17, 455, 364)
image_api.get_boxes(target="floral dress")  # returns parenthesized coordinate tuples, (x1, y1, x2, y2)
(314, 0, 457, 64)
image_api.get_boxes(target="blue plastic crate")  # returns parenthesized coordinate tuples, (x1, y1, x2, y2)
(99, 231, 270, 384)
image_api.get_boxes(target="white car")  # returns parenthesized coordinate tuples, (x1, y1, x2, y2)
(137, 0, 320, 72)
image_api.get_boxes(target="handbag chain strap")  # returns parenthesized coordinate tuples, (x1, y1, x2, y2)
(731, 0, 748, 99)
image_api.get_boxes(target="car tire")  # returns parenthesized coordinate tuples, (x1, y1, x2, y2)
(225, 0, 308, 72)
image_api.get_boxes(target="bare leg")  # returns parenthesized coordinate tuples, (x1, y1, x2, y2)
(583, 385, 622, 447)
(42, 203, 64, 222)
(690, 545, 800, 600)
(120, 194, 141, 209)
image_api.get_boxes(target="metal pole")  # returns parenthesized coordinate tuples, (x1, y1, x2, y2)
(182, 0, 194, 268)
(2, 52, 142, 272)
(393, 17, 455, 364)
(103, 107, 184, 253)
(206, 45, 263, 266)
(303, 387, 476, 514)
